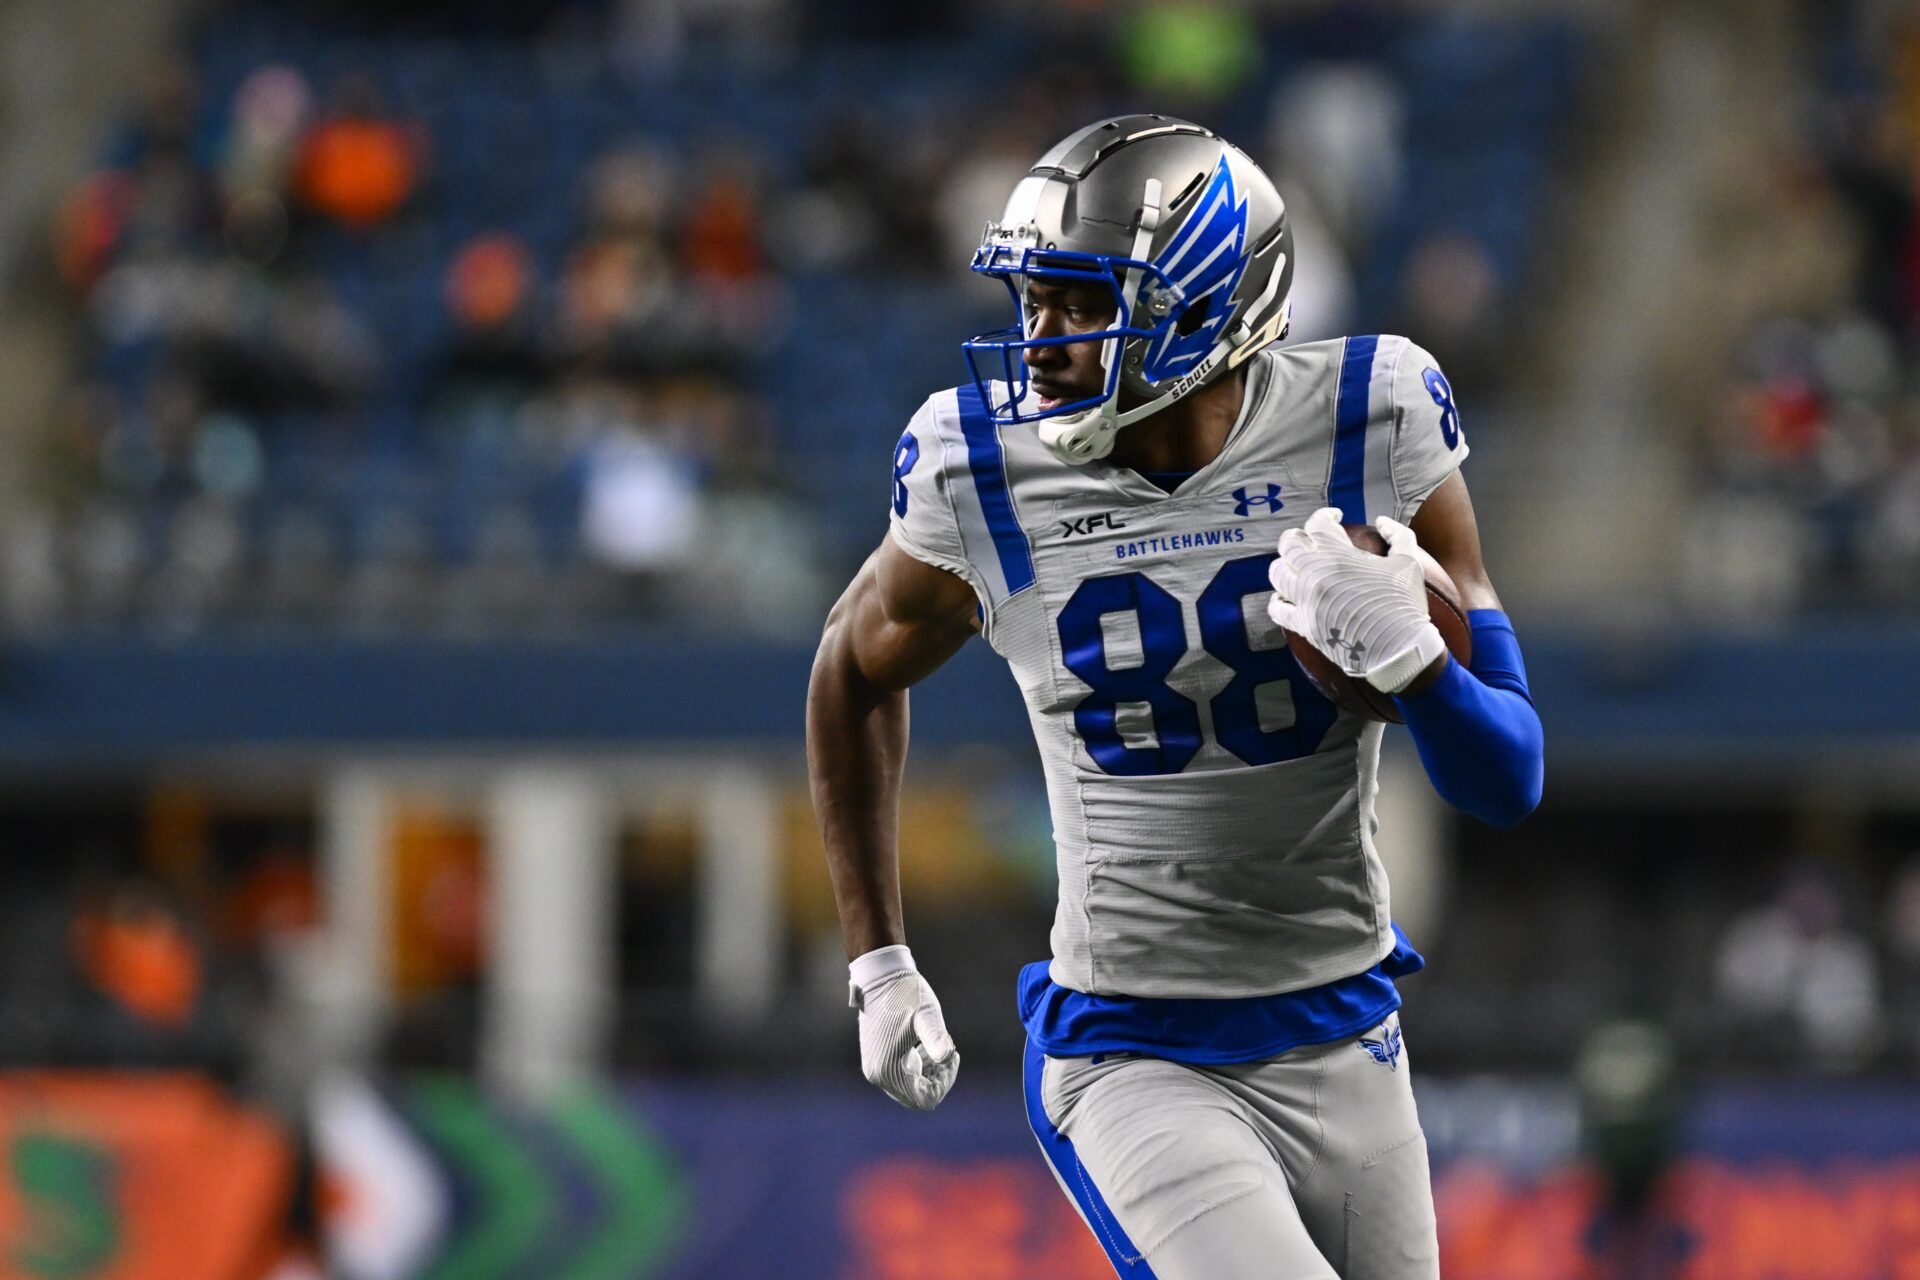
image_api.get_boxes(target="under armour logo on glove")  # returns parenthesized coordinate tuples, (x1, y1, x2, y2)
(1321, 624, 1360, 668)
(1267, 507, 1446, 695)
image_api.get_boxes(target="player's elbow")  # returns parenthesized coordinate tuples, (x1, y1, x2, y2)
(1464, 722, 1543, 829)
(1473, 769, 1542, 829)
(1405, 676, 1544, 828)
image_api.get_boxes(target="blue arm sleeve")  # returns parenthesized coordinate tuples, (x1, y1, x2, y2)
(1392, 609, 1544, 828)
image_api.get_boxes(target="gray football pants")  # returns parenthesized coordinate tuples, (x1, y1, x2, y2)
(1024, 1015, 1439, 1279)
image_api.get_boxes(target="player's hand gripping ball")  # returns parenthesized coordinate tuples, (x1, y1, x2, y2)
(1268, 506, 1471, 723)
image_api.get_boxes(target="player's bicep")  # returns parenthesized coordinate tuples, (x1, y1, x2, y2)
(1406, 470, 1501, 613)
(828, 538, 978, 693)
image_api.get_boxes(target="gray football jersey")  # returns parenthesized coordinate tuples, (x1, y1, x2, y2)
(888, 336, 1469, 999)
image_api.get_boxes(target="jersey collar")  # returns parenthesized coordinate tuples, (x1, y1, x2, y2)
(1087, 349, 1276, 504)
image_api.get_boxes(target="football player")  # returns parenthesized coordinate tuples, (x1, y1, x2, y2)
(807, 116, 1544, 1279)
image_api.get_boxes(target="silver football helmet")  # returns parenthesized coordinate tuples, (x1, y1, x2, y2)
(963, 115, 1294, 464)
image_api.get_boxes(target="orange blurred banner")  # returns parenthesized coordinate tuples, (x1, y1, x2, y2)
(0, 1073, 291, 1280)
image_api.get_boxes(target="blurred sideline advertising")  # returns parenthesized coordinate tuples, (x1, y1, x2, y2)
(0, 1074, 291, 1279)
(6, 1073, 1920, 1279)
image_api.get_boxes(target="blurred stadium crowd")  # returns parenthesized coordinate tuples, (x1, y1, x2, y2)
(15, 0, 1579, 636)
(1686, 1, 1920, 615)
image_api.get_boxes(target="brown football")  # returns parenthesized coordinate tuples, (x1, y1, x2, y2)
(1282, 523, 1472, 724)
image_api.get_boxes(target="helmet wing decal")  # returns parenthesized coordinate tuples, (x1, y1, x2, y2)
(1156, 158, 1245, 286)
(1140, 155, 1251, 383)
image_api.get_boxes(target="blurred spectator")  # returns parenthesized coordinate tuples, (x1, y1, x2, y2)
(1713, 865, 1881, 1068)
(440, 504, 551, 631)
(1271, 187, 1355, 343)
(446, 232, 534, 335)
(293, 75, 423, 230)
(1266, 62, 1403, 253)
(255, 507, 344, 625)
(1886, 855, 1920, 1063)
(109, 57, 204, 171)
(343, 509, 438, 634)
(556, 148, 688, 371)
(1396, 232, 1505, 391)
(1691, 308, 1919, 613)
(935, 115, 1054, 268)
(579, 392, 705, 575)
(144, 496, 246, 634)
(54, 172, 140, 295)
(221, 64, 313, 201)
(70, 500, 146, 626)
(679, 147, 792, 351)
(438, 231, 549, 401)
(1576, 1021, 1685, 1280)
(1684, 8, 1920, 613)
(765, 110, 890, 274)
(0, 507, 65, 634)
(73, 883, 203, 1030)
(679, 155, 768, 286)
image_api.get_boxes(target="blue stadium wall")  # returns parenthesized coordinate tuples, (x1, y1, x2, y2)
(0, 626, 1913, 768)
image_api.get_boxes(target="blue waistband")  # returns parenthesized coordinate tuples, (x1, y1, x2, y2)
(1018, 925, 1424, 1066)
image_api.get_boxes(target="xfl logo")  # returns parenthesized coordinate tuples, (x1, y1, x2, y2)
(1231, 483, 1283, 517)
(1060, 511, 1129, 538)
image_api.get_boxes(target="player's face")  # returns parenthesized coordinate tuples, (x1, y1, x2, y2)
(1020, 279, 1117, 412)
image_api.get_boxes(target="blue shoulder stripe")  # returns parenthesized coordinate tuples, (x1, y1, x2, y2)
(955, 384, 1035, 595)
(1328, 334, 1380, 524)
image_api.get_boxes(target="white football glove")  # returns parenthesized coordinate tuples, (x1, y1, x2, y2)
(1267, 506, 1447, 695)
(848, 945, 959, 1110)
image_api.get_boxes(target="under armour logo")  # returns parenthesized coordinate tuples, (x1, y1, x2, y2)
(1231, 484, 1284, 517)
(1322, 625, 1364, 667)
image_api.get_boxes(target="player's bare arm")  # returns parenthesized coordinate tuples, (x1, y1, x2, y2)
(1397, 470, 1501, 694)
(806, 536, 976, 1110)
(808, 537, 975, 958)
(1407, 470, 1500, 613)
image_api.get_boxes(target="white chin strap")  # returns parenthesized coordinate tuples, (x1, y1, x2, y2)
(1036, 396, 1165, 464)
(1036, 375, 1230, 463)
(1036, 408, 1121, 464)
